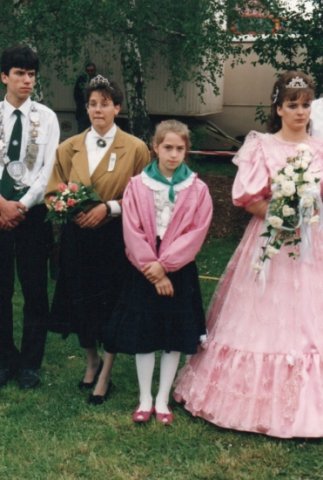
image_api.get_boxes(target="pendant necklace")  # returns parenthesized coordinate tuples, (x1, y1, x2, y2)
(97, 138, 107, 148)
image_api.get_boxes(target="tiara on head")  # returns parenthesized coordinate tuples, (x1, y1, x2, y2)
(286, 76, 308, 89)
(89, 74, 111, 88)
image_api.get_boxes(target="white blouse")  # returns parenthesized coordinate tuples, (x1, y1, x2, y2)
(141, 170, 194, 239)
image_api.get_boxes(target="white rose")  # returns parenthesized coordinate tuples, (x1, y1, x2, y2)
(301, 195, 314, 208)
(297, 184, 307, 196)
(295, 143, 312, 154)
(281, 180, 296, 197)
(286, 354, 295, 367)
(299, 158, 309, 169)
(282, 205, 295, 217)
(284, 165, 294, 177)
(268, 215, 284, 228)
(303, 171, 314, 183)
(273, 173, 286, 184)
(265, 245, 279, 258)
(272, 190, 284, 200)
(253, 262, 263, 272)
(294, 159, 301, 169)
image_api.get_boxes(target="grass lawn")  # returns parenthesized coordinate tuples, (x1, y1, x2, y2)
(2, 235, 323, 480)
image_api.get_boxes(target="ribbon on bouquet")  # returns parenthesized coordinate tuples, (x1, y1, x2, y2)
(298, 187, 323, 260)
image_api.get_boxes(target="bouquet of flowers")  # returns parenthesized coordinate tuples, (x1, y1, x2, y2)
(254, 144, 321, 272)
(46, 182, 101, 225)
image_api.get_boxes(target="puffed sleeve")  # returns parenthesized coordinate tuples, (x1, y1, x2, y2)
(122, 179, 158, 270)
(158, 181, 213, 272)
(232, 131, 270, 208)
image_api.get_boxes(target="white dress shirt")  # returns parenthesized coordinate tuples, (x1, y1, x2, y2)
(1, 96, 60, 208)
(85, 124, 121, 216)
(141, 170, 194, 239)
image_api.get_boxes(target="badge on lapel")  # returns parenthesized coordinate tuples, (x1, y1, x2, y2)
(107, 153, 117, 172)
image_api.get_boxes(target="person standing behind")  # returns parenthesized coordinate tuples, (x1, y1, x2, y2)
(74, 62, 97, 133)
(0, 45, 60, 389)
(104, 120, 213, 424)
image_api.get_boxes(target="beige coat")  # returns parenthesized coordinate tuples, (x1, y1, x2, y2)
(46, 127, 150, 202)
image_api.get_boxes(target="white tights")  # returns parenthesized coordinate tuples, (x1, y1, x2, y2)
(135, 351, 181, 414)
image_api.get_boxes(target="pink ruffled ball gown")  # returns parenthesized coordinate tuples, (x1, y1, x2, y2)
(174, 131, 323, 438)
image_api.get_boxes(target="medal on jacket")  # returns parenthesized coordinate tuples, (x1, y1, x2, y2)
(7, 160, 27, 190)
(107, 152, 117, 172)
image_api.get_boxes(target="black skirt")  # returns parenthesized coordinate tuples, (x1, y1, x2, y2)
(49, 217, 128, 348)
(103, 260, 206, 355)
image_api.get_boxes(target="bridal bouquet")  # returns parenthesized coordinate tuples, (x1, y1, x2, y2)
(254, 144, 321, 272)
(46, 182, 101, 225)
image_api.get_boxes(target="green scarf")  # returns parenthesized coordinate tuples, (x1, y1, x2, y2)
(144, 159, 193, 202)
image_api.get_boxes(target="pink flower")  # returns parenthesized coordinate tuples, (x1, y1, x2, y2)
(54, 200, 66, 212)
(68, 182, 79, 193)
(57, 182, 68, 192)
(48, 195, 57, 204)
(67, 198, 77, 207)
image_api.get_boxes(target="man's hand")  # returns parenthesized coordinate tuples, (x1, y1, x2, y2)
(154, 276, 174, 297)
(142, 261, 165, 284)
(0, 198, 27, 229)
(74, 203, 108, 229)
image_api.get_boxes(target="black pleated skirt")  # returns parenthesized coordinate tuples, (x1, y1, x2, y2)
(103, 260, 206, 355)
(49, 217, 128, 348)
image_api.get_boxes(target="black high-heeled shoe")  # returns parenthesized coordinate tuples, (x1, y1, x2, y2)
(88, 380, 114, 405)
(78, 359, 103, 390)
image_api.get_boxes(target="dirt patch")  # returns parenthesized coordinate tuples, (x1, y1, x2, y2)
(200, 174, 250, 238)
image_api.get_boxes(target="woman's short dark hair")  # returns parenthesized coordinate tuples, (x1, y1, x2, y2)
(268, 71, 315, 133)
(0, 45, 39, 75)
(86, 77, 123, 106)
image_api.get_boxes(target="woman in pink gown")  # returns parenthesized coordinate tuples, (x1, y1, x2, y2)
(174, 71, 323, 438)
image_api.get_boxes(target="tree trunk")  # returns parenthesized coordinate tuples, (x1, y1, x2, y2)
(119, 33, 152, 144)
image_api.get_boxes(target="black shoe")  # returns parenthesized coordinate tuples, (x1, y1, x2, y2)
(0, 368, 13, 387)
(78, 359, 103, 390)
(18, 368, 40, 389)
(88, 380, 114, 406)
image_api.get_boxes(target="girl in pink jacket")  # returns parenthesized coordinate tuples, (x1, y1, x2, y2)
(104, 120, 213, 425)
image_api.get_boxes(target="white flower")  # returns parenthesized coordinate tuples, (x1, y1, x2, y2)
(301, 195, 314, 208)
(294, 159, 302, 168)
(284, 165, 294, 177)
(265, 245, 279, 258)
(295, 143, 312, 155)
(296, 143, 309, 151)
(286, 354, 295, 366)
(0, 140, 4, 149)
(272, 190, 284, 200)
(299, 158, 310, 169)
(268, 215, 283, 228)
(273, 173, 286, 184)
(297, 184, 307, 196)
(303, 171, 315, 183)
(282, 205, 295, 217)
(281, 180, 296, 197)
(253, 262, 263, 272)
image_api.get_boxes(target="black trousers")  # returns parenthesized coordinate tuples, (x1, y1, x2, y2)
(0, 205, 52, 370)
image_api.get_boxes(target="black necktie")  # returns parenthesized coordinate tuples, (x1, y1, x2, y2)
(0, 109, 23, 200)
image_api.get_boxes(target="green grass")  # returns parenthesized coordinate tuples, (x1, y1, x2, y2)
(2, 236, 323, 480)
